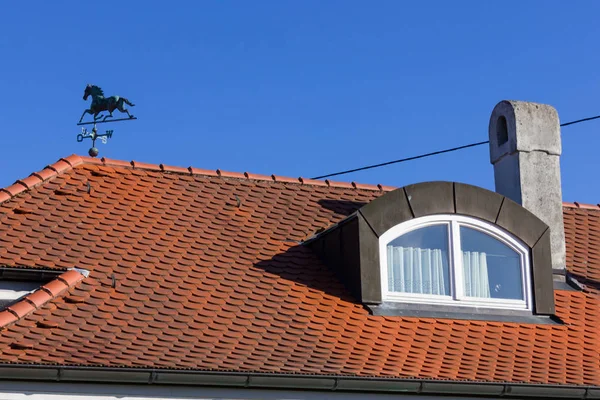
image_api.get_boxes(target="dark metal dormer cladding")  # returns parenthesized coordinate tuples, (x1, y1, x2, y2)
(306, 181, 556, 318)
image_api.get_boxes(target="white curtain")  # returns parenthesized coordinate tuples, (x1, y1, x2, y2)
(462, 251, 490, 298)
(387, 247, 491, 297)
(387, 246, 448, 295)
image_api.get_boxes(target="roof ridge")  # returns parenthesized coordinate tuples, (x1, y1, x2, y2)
(0, 155, 84, 205)
(1, 154, 598, 206)
(0, 155, 393, 203)
(51, 154, 397, 189)
(0, 269, 86, 330)
(80, 157, 600, 206)
(106, 156, 394, 191)
(562, 201, 600, 210)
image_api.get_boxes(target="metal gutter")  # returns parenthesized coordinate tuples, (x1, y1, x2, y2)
(0, 365, 598, 399)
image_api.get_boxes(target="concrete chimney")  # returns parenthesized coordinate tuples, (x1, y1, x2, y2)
(488, 100, 565, 276)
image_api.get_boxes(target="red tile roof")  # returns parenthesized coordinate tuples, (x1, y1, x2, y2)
(0, 270, 86, 330)
(0, 155, 599, 385)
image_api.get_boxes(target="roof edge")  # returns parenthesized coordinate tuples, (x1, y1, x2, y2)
(563, 201, 600, 210)
(102, 156, 392, 191)
(0, 155, 84, 204)
(0, 365, 595, 398)
(69, 158, 600, 206)
(2, 154, 600, 207)
(0, 269, 87, 330)
(0, 154, 393, 201)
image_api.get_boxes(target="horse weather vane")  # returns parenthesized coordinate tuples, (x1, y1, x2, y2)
(76, 84, 137, 157)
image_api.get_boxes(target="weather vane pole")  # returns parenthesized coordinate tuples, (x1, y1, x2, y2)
(76, 84, 137, 157)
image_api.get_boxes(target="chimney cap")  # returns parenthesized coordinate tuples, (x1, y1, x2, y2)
(488, 100, 561, 164)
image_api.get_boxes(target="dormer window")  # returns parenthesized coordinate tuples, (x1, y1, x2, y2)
(379, 215, 531, 310)
(308, 182, 555, 319)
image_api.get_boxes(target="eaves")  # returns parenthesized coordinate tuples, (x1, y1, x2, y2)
(0, 365, 598, 399)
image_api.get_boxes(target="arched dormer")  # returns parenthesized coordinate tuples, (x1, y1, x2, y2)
(307, 182, 555, 320)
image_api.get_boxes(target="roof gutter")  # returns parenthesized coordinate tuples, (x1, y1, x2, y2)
(0, 365, 597, 399)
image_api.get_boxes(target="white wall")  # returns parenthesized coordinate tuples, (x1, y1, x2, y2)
(0, 381, 475, 400)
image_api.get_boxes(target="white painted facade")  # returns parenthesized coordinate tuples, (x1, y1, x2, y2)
(0, 381, 482, 400)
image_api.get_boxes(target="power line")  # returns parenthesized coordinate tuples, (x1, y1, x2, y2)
(311, 114, 600, 180)
(312, 141, 490, 180)
(559, 115, 600, 127)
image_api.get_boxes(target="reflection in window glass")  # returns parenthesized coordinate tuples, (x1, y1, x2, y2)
(460, 226, 523, 300)
(387, 225, 450, 295)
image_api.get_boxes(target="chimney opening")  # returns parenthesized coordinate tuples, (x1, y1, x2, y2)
(496, 116, 508, 146)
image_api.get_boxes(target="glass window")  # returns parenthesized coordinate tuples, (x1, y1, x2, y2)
(387, 224, 450, 296)
(460, 226, 523, 300)
(380, 215, 531, 310)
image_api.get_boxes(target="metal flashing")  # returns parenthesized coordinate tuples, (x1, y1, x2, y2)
(69, 267, 90, 278)
(368, 303, 560, 324)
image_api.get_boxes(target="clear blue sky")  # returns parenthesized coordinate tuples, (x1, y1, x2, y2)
(1, 2, 599, 202)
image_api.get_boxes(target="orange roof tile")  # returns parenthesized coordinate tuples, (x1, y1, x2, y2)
(0, 155, 598, 386)
(0, 269, 86, 330)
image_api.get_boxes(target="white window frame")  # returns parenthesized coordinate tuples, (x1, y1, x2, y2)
(379, 214, 532, 311)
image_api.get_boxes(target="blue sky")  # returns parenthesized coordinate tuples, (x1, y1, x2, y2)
(1, 1, 599, 202)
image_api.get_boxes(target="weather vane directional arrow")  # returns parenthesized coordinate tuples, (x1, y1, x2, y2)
(76, 84, 137, 157)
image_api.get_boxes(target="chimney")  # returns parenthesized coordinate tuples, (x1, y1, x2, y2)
(488, 100, 565, 277)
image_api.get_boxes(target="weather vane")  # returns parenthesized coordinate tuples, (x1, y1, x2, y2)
(76, 84, 137, 157)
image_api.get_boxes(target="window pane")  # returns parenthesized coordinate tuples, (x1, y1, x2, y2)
(387, 225, 450, 295)
(460, 226, 523, 300)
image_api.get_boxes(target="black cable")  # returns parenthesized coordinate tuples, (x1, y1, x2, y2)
(559, 115, 600, 127)
(312, 141, 489, 180)
(311, 114, 600, 180)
